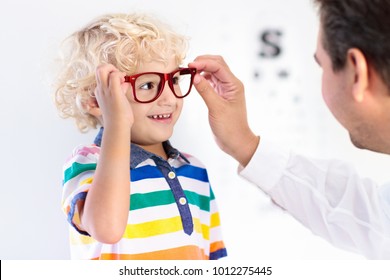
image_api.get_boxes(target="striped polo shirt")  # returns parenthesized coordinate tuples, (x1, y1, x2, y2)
(61, 128, 227, 260)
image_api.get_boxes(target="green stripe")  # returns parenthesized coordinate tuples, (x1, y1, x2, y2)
(185, 190, 210, 211)
(64, 162, 97, 184)
(130, 190, 174, 210)
(130, 190, 210, 211)
(210, 187, 215, 200)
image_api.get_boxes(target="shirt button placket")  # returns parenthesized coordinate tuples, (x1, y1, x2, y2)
(155, 160, 193, 235)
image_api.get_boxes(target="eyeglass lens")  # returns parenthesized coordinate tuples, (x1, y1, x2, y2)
(134, 70, 193, 102)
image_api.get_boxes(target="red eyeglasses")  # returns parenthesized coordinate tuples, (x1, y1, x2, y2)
(124, 67, 197, 103)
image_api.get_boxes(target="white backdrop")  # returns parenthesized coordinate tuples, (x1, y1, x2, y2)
(1, 0, 389, 260)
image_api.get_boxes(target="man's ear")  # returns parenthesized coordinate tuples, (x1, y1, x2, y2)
(347, 48, 368, 103)
(86, 96, 102, 117)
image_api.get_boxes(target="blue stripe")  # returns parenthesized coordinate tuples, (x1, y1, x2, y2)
(68, 192, 89, 236)
(131, 166, 163, 181)
(209, 248, 227, 260)
(176, 165, 209, 182)
(131, 164, 209, 182)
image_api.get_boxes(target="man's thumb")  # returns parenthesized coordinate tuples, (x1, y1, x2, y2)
(192, 74, 221, 111)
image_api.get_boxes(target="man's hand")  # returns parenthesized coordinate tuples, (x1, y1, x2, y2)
(189, 55, 259, 167)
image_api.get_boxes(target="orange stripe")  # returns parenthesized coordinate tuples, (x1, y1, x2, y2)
(210, 241, 225, 253)
(95, 246, 208, 260)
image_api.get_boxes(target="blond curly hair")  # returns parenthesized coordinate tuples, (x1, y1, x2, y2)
(53, 13, 188, 132)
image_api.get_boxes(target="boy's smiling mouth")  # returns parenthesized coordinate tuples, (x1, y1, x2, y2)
(148, 113, 172, 120)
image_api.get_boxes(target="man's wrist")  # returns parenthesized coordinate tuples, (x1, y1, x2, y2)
(232, 134, 260, 167)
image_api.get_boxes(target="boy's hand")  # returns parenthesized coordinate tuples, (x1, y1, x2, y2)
(82, 64, 132, 243)
(94, 64, 134, 128)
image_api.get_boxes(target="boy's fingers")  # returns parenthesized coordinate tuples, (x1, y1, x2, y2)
(96, 64, 119, 88)
(108, 71, 125, 95)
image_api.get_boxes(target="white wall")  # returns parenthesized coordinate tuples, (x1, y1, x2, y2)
(1, 0, 388, 260)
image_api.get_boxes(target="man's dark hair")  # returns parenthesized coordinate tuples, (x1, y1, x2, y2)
(314, 0, 390, 89)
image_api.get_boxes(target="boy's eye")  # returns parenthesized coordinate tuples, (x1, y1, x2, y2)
(139, 82, 155, 90)
(172, 76, 180, 85)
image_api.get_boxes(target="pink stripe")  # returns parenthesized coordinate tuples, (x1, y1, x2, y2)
(77, 145, 100, 157)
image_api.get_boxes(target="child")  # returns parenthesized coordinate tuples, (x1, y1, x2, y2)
(53, 13, 227, 260)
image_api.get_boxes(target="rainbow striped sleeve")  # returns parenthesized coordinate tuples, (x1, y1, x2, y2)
(61, 145, 100, 235)
(208, 187, 227, 259)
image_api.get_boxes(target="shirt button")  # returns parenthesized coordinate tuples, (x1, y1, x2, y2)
(168, 171, 176, 179)
(179, 197, 187, 205)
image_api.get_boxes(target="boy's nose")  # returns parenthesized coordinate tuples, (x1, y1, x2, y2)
(157, 81, 177, 104)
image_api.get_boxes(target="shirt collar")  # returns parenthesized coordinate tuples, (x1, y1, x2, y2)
(93, 127, 190, 169)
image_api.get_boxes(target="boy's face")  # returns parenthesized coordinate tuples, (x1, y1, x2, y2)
(127, 57, 183, 148)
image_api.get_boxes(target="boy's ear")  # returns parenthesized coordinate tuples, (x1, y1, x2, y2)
(347, 48, 368, 103)
(86, 96, 102, 117)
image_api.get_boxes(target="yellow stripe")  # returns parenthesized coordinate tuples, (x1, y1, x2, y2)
(193, 218, 201, 233)
(123, 216, 183, 238)
(193, 218, 210, 240)
(70, 230, 96, 245)
(69, 216, 213, 242)
(73, 211, 81, 226)
(80, 177, 93, 185)
(123, 217, 210, 239)
(201, 224, 210, 240)
(210, 212, 221, 228)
